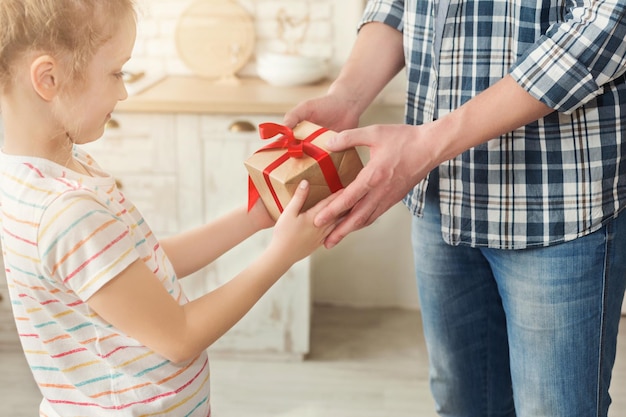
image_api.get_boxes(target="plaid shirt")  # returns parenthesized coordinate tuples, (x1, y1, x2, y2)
(362, 0, 626, 249)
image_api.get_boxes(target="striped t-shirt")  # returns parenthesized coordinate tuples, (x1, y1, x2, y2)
(0, 147, 210, 416)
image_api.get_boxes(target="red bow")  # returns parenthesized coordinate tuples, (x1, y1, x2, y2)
(258, 123, 307, 158)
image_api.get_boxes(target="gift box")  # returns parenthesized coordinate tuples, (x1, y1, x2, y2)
(245, 120, 364, 220)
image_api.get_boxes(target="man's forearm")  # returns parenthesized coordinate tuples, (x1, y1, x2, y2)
(329, 22, 405, 118)
(431, 75, 555, 164)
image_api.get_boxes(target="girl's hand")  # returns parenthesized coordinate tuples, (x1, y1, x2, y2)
(270, 180, 339, 263)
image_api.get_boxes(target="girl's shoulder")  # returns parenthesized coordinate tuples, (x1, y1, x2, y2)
(0, 151, 120, 243)
(1, 149, 115, 197)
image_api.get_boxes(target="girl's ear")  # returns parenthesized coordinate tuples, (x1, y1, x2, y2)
(30, 55, 58, 101)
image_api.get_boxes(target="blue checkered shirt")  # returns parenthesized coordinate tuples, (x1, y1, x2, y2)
(361, 0, 626, 249)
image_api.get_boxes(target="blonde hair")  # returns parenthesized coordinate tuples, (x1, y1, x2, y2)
(0, 0, 136, 93)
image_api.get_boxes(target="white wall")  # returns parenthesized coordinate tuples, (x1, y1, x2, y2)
(130, 0, 343, 79)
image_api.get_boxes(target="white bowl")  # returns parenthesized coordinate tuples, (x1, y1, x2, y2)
(256, 52, 328, 87)
(257, 52, 324, 69)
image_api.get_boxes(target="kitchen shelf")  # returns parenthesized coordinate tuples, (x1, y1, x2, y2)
(117, 76, 333, 115)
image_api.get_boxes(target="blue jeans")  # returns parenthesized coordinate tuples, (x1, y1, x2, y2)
(411, 176, 626, 417)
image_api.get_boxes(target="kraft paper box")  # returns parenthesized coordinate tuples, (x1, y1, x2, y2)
(245, 120, 364, 221)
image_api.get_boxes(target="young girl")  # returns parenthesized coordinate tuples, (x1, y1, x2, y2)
(0, 1, 336, 416)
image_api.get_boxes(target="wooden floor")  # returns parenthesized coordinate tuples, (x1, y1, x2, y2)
(1, 305, 625, 416)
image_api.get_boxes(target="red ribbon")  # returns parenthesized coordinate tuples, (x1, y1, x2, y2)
(248, 122, 345, 214)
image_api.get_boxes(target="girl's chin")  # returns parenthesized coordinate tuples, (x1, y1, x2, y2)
(71, 130, 104, 146)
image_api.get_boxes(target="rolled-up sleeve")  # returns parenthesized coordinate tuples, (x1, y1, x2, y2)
(510, 0, 626, 113)
(359, 0, 405, 32)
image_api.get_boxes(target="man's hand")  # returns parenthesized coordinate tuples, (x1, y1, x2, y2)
(314, 123, 437, 248)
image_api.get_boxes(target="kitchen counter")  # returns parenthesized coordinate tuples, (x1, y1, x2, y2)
(117, 76, 333, 115)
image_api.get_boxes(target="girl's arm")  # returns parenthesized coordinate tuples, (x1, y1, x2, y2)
(158, 200, 273, 279)
(87, 181, 336, 364)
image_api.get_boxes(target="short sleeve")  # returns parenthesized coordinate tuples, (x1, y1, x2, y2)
(359, 0, 405, 33)
(38, 190, 140, 300)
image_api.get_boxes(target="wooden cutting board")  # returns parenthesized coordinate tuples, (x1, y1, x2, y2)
(175, 0, 255, 80)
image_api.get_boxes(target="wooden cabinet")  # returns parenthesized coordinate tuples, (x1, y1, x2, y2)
(0, 124, 18, 347)
(176, 113, 312, 358)
(84, 114, 180, 236)
(83, 111, 312, 359)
